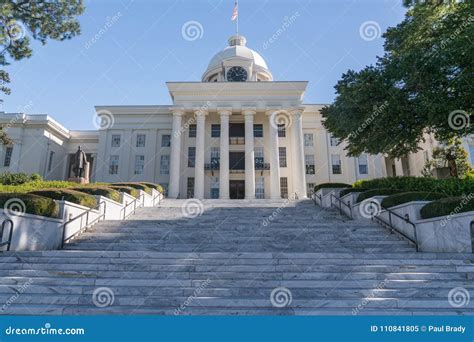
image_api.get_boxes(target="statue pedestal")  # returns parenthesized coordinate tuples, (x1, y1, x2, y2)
(68, 177, 89, 185)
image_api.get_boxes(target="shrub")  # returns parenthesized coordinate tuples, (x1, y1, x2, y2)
(112, 182, 152, 194)
(353, 176, 474, 196)
(108, 186, 139, 198)
(72, 186, 121, 203)
(29, 189, 97, 208)
(420, 195, 474, 219)
(140, 182, 164, 194)
(0, 193, 59, 218)
(356, 188, 404, 203)
(314, 183, 351, 192)
(339, 188, 370, 197)
(381, 192, 447, 208)
(0, 180, 79, 193)
(0, 172, 44, 185)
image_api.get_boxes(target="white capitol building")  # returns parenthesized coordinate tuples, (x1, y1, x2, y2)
(0, 34, 472, 199)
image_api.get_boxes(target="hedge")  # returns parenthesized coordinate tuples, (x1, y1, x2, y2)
(314, 183, 351, 192)
(353, 176, 474, 196)
(0, 172, 42, 185)
(0, 180, 79, 193)
(356, 188, 404, 203)
(339, 188, 370, 198)
(111, 182, 152, 194)
(108, 186, 139, 198)
(140, 182, 164, 194)
(72, 186, 121, 203)
(420, 195, 474, 219)
(0, 193, 59, 218)
(381, 192, 447, 209)
(29, 189, 97, 208)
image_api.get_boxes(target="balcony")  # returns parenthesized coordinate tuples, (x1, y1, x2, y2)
(255, 162, 270, 171)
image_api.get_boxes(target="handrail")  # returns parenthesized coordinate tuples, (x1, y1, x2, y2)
(120, 194, 144, 220)
(0, 219, 14, 251)
(330, 193, 352, 219)
(314, 193, 322, 206)
(61, 201, 107, 248)
(371, 201, 419, 252)
(152, 192, 162, 206)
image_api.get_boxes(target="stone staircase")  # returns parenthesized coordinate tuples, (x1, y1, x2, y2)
(0, 199, 473, 315)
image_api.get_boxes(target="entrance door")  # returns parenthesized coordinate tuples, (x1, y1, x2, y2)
(230, 180, 245, 199)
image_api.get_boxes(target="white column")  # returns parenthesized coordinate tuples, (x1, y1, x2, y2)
(244, 108, 256, 199)
(290, 110, 307, 199)
(267, 110, 281, 199)
(219, 109, 231, 199)
(194, 109, 207, 199)
(169, 109, 184, 198)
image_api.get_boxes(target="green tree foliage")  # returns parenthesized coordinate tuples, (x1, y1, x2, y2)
(322, 0, 473, 161)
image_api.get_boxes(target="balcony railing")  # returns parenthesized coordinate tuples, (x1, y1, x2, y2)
(255, 162, 270, 170)
(229, 137, 245, 145)
(204, 163, 220, 170)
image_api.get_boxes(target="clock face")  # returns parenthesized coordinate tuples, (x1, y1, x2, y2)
(226, 66, 248, 82)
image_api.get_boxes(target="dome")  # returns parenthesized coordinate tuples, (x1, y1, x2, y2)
(202, 35, 273, 82)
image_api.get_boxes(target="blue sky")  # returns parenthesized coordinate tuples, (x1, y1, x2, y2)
(3, 0, 406, 130)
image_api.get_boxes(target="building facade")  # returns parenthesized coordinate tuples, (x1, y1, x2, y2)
(0, 35, 472, 199)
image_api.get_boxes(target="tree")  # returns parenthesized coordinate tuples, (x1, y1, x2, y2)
(322, 0, 473, 164)
(422, 138, 472, 178)
(0, 0, 84, 144)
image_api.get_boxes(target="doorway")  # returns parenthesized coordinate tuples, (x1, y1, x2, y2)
(230, 180, 245, 199)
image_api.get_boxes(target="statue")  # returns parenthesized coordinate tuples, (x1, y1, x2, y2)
(69, 146, 90, 184)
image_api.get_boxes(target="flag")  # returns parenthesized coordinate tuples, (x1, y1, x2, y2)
(231, 0, 238, 21)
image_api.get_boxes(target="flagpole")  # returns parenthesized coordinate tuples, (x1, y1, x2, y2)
(236, 0, 239, 35)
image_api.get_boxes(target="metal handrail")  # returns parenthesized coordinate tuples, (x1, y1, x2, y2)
(371, 201, 419, 252)
(120, 194, 144, 220)
(314, 193, 322, 206)
(61, 201, 107, 248)
(0, 219, 14, 251)
(330, 193, 352, 219)
(152, 192, 162, 206)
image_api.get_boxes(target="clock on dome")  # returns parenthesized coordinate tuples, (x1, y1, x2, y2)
(226, 66, 248, 82)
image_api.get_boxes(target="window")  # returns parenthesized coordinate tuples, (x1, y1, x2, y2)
(109, 155, 119, 175)
(3, 146, 12, 167)
(280, 177, 288, 199)
(161, 135, 171, 147)
(111, 134, 121, 147)
(279, 147, 287, 167)
(253, 124, 263, 138)
(210, 177, 219, 199)
(277, 124, 286, 138)
(188, 147, 196, 167)
(331, 154, 342, 174)
(47, 151, 55, 172)
(423, 151, 429, 163)
(255, 147, 264, 168)
(256, 177, 265, 199)
(160, 155, 170, 175)
(211, 147, 220, 169)
(307, 183, 316, 198)
(187, 178, 195, 198)
(136, 134, 146, 147)
(305, 155, 315, 174)
(189, 124, 197, 138)
(304, 133, 314, 147)
(134, 155, 145, 175)
(211, 124, 220, 138)
(358, 154, 368, 175)
(330, 135, 339, 147)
